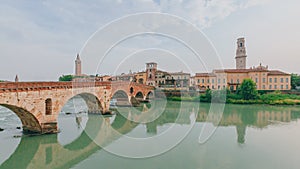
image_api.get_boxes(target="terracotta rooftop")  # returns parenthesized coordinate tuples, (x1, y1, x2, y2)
(195, 73, 216, 77)
(169, 71, 190, 75)
(214, 69, 263, 73)
(268, 70, 290, 76)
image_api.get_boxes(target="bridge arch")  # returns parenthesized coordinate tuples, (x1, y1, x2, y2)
(135, 91, 144, 101)
(111, 90, 130, 107)
(60, 92, 103, 114)
(112, 90, 128, 98)
(0, 104, 42, 133)
(146, 91, 154, 100)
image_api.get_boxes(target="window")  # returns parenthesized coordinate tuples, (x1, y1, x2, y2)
(231, 79, 233, 83)
(197, 79, 200, 83)
(202, 79, 204, 83)
(269, 78, 272, 83)
(218, 85, 220, 89)
(274, 78, 277, 83)
(286, 85, 289, 89)
(212, 79, 215, 83)
(212, 85, 215, 89)
(263, 85, 266, 89)
(223, 79, 226, 83)
(281, 85, 283, 89)
(280, 78, 284, 83)
(223, 85, 225, 89)
(237, 79, 240, 83)
(286, 78, 289, 83)
(274, 85, 277, 89)
(255, 78, 258, 83)
(207, 79, 210, 83)
(269, 85, 272, 89)
(45, 98, 52, 115)
(240, 43, 243, 47)
(218, 79, 220, 84)
(263, 78, 266, 83)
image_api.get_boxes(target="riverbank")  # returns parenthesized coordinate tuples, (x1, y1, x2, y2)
(166, 92, 300, 106)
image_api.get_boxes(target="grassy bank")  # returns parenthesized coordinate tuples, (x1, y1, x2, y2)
(167, 91, 300, 106)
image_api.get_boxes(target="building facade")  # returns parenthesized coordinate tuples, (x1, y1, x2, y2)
(135, 72, 147, 84)
(169, 72, 190, 89)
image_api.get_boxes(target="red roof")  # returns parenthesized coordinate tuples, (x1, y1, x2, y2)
(268, 70, 290, 76)
(195, 73, 216, 77)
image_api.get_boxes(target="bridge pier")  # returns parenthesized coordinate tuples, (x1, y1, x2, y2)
(40, 122, 58, 134)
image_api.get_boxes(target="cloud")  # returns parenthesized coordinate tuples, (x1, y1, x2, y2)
(155, 0, 271, 28)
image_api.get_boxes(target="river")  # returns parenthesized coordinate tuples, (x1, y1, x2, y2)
(0, 98, 300, 169)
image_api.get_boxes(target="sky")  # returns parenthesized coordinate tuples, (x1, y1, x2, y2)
(0, 0, 299, 81)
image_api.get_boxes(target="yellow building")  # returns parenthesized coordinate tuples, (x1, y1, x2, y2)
(135, 72, 147, 84)
(191, 37, 291, 91)
(191, 73, 217, 90)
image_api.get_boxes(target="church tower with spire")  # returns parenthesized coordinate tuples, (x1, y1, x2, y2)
(235, 37, 247, 69)
(75, 53, 82, 76)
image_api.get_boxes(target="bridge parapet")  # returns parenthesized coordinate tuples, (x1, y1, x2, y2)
(0, 81, 112, 92)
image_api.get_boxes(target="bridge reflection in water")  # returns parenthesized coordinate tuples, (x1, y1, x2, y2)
(1, 101, 300, 169)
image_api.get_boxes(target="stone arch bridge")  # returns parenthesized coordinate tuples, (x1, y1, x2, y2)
(0, 81, 154, 134)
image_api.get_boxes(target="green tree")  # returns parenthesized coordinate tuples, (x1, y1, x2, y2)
(238, 79, 258, 100)
(291, 73, 300, 89)
(59, 75, 73, 81)
(205, 88, 212, 101)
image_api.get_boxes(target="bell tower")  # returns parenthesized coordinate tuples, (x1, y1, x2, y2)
(75, 53, 82, 76)
(235, 37, 247, 69)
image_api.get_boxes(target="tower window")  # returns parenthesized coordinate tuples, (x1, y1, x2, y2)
(240, 43, 243, 47)
(45, 98, 52, 115)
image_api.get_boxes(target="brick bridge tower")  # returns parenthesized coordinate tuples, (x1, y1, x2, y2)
(146, 62, 157, 86)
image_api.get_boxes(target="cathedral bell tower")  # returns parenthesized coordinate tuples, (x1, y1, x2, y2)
(235, 37, 247, 69)
(75, 54, 82, 76)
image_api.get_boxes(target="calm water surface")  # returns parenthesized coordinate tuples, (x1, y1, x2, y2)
(0, 98, 300, 169)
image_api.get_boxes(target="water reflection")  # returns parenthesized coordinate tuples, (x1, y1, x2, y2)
(0, 102, 300, 169)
